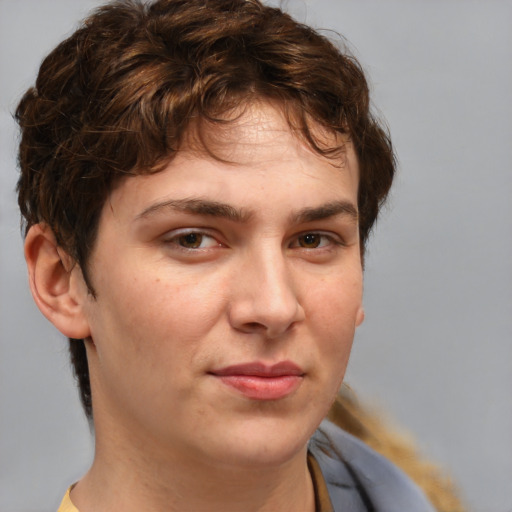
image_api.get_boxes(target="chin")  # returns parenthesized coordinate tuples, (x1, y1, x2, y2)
(200, 414, 318, 469)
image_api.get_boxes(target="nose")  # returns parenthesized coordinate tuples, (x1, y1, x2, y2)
(228, 246, 305, 339)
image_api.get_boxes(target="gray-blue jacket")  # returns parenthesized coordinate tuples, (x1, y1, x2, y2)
(310, 420, 436, 512)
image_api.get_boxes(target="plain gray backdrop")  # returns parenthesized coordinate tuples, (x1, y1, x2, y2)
(1, 1, 511, 511)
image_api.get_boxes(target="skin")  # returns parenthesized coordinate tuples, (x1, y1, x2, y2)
(25, 102, 364, 512)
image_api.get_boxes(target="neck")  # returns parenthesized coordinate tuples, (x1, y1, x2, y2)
(71, 422, 315, 512)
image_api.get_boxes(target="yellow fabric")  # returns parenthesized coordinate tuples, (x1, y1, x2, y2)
(308, 452, 334, 512)
(57, 486, 79, 512)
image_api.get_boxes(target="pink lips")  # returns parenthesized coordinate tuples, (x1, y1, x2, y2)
(210, 362, 304, 400)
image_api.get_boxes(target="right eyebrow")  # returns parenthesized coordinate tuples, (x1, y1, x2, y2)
(135, 198, 254, 223)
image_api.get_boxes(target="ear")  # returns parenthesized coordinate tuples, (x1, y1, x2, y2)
(355, 306, 365, 327)
(24, 223, 91, 339)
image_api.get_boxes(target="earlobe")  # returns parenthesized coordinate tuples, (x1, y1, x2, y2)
(24, 223, 91, 339)
(355, 306, 365, 327)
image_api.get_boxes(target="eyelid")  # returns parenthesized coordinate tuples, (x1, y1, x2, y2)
(162, 228, 224, 250)
(289, 231, 345, 249)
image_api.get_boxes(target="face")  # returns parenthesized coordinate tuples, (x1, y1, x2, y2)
(80, 102, 364, 469)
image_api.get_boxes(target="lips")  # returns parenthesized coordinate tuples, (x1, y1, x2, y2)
(209, 362, 304, 400)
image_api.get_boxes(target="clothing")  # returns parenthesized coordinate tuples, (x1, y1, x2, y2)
(57, 420, 434, 512)
(57, 487, 76, 512)
(308, 420, 435, 511)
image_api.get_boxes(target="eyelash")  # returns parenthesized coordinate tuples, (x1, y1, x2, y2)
(163, 229, 343, 253)
(163, 229, 222, 251)
(291, 232, 344, 250)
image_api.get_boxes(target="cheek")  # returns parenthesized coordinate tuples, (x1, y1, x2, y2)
(90, 268, 226, 368)
(307, 271, 363, 330)
(305, 272, 362, 373)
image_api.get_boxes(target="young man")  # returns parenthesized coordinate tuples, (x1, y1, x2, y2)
(16, 0, 436, 510)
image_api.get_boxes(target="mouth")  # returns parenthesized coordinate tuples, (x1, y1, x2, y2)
(209, 361, 304, 401)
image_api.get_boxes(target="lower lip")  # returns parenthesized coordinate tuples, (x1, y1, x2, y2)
(217, 375, 303, 400)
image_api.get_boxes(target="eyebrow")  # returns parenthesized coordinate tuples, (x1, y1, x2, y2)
(135, 198, 358, 224)
(135, 198, 253, 223)
(291, 200, 358, 224)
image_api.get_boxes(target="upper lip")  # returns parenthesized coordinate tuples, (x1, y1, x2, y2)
(210, 361, 304, 377)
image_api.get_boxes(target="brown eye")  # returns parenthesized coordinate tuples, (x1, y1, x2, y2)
(178, 233, 204, 248)
(298, 233, 321, 248)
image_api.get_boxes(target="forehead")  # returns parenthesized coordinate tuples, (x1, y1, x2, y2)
(185, 100, 352, 167)
(101, 101, 359, 224)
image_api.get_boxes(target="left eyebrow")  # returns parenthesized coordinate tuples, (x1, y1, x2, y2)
(290, 200, 358, 224)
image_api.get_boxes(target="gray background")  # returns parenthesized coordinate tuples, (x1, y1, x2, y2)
(1, 1, 511, 511)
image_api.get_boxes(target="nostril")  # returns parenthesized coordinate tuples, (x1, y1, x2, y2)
(245, 322, 264, 331)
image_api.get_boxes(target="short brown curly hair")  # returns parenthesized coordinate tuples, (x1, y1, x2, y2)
(16, 0, 395, 419)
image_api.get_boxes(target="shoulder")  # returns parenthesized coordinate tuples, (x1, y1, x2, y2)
(309, 420, 436, 512)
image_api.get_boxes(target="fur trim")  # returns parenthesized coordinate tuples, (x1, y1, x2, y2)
(327, 385, 467, 512)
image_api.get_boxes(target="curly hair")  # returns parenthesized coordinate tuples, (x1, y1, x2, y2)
(16, 0, 395, 419)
